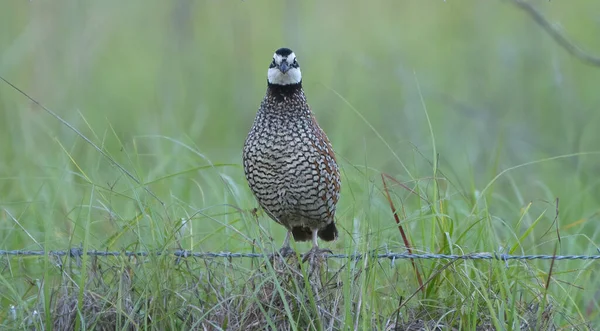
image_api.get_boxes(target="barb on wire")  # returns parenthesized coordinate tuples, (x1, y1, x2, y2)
(1, 249, 600, 261)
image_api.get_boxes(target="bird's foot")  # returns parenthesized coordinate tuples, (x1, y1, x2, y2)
(301, 246, 332, 264)
(269, 245, 297, 266)
(278, 245, 296, 258)
(301, 247, 331, 282)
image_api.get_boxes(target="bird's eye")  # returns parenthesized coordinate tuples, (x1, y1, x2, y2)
(293, 58, 297, 64)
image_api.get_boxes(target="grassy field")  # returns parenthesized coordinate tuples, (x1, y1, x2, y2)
(1, 0, 600, 329)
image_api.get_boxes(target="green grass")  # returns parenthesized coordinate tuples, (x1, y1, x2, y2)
(1, 0, 600, 329)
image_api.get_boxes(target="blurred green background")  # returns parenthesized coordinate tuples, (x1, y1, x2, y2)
(2, 0, 600, 326)
(1, 0, 600, 287)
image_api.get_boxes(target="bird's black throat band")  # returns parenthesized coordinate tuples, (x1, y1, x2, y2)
(267, 81, 303, 98)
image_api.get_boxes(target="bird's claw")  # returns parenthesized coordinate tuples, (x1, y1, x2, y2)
(278, 246, 296, 258)
(302, 247, 332, 263)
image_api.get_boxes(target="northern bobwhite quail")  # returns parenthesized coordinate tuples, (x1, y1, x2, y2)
(243, 47, 341, 258)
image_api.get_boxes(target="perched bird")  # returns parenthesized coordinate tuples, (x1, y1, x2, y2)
(243, 47, 341, 258)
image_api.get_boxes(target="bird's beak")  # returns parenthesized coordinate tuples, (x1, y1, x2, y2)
(279, 62, 289, 74)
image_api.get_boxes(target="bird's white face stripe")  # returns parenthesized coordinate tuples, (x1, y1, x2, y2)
(273, 52, 296, 65)
(268, 52, 302, 85)
(274, 53, 284, 65)
(268, 67, 301, 85)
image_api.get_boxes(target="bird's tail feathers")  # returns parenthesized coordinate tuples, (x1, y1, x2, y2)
(291, 226, 312, 241)
(318, 221, 338, 241)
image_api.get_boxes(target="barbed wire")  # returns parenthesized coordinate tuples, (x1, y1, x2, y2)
(1, 248, 600, 262)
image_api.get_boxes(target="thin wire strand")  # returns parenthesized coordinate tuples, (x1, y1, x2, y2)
(1, 249, 599, 261)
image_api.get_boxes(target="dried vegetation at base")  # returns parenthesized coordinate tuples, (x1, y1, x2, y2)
(3, 253, 581, 331)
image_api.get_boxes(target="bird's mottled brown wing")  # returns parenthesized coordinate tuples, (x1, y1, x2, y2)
(309, 114, 341, 221)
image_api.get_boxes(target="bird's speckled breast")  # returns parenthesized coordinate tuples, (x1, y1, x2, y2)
(243, 90, 340, 230)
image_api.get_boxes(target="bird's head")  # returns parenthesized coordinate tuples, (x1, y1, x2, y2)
(267, 47, 302, 86)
